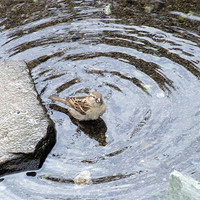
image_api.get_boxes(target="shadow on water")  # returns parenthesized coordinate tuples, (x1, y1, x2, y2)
(0, 0, 200, 199)
(49, 103, 108, 146)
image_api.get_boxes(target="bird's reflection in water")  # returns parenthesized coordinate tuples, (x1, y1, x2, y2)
(49, 104, 107, 146)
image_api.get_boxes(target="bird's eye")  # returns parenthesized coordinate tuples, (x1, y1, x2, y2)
(92, 96, 95, 98)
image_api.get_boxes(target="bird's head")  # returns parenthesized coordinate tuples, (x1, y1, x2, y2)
(88, 91, 103, 105)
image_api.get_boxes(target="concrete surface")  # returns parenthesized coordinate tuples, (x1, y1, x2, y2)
(165, 170, 200, 200)
(0, 61, 56, 176)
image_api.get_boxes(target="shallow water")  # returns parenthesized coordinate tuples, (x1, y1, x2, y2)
(0, 0, 200, 199)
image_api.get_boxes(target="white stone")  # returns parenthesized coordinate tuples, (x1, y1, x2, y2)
(74, 170, 92, 185)
(165, 170, 200, 200)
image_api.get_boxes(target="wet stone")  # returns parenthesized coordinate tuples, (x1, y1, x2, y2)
(165, 170, 200, 200)
(73, 170, 93, 185)
(0, 61, 56, 176)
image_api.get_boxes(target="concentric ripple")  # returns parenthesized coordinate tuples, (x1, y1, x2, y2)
(0, 0, 200, 199)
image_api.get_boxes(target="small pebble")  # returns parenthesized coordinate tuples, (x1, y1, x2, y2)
(73, 170, 92, 185)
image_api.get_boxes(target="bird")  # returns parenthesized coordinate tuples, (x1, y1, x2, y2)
(49, 91, 106, 121)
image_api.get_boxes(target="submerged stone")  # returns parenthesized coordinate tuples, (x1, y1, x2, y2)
(0, 61, 56, 176)
(73, 170, 92, 185)
(165, 170, 200, 200)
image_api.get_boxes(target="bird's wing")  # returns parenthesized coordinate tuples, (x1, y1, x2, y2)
(66, 97, 91, 115)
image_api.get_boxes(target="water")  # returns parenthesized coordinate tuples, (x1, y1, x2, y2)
(0, 0, 200, 199)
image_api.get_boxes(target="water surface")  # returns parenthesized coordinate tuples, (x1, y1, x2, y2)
(0, 0, 200, 199)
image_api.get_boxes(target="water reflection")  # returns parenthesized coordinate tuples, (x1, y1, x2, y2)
(40, 171, 134, 185)
(0, 0, 200, 199)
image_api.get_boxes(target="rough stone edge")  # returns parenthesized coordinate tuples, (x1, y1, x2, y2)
(0, 60, 56, 176)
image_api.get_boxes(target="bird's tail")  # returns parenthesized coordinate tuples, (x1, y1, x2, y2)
(49, 95, 67, 104)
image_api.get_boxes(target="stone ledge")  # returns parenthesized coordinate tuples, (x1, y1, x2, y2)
(0, 61, 56, 176)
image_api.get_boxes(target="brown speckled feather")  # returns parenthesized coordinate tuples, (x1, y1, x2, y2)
(49, 91, 106, 121)
(66, 97, 91, 115)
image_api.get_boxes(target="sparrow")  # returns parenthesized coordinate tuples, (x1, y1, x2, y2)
(49, 91, 106, 121)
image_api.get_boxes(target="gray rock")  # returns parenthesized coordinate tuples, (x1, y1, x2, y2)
(0, 61, 56, 176)
(165, 170, 200, 200)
